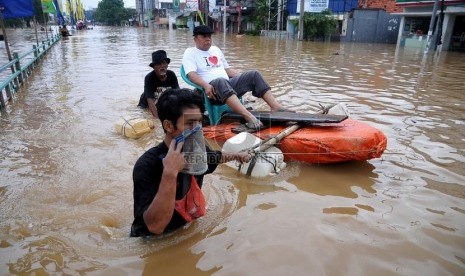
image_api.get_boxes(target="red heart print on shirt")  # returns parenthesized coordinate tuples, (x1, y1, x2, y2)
(208, 56, 218, 65)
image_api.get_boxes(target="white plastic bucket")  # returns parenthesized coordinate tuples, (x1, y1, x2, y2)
(222, 132, 286, 178)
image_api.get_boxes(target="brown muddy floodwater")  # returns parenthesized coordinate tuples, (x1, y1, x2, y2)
(1, 26, 464, 275)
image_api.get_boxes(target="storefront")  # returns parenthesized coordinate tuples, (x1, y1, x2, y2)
(395, 0, 465, 52)
(449, 15, 465, 51)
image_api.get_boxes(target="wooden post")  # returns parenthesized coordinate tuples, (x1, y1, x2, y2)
(0, 12, 14, 70)
(0, 88, 6, 108)
(42, 12, 49, 40)
(11, 52, 20, 89)
(4, 84, 11, 101)
(33, 45, 38, 58)
(13, 52, 23, 85)
(1, 12, 16, 100)
(33, 16, 40, 47)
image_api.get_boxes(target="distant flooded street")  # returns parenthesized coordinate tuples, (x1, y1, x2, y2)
(1, 26, 464, 275)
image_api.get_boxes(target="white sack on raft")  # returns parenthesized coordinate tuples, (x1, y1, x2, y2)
(222, 132, 286, 178)
(115, 118, 155, 139)
(327, 103, 350, 116)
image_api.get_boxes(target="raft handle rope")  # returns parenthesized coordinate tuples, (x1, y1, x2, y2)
(237, 151, 279, 176)
(120, 117, 138, 137)
(235, 103, 343, 176)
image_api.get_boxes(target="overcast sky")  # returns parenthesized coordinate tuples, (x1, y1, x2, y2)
(80, 0, 136, 9)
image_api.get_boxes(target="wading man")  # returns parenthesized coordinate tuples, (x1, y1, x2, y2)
(131, 88, 250, 236)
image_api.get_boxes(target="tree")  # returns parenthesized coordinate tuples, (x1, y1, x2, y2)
(94, 0, 131, 26)
(249, 0, 268, 35)
(247, 0, 288, 36)
(33, 0, 45, 24)
(125, 8, 138, 21)
(290, 9, 337, 41)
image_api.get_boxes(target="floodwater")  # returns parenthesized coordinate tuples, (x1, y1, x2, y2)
(1, 26, 464, 275)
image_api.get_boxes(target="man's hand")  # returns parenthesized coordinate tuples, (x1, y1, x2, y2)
(186, 71, 217, 100)
(144, 139, 185, 235)
(147, 98, 159, 118)
(204, 84, 217, 100)
(162, 140, 185, 176)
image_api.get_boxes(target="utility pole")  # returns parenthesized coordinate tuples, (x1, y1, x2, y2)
(140, 0, 145, 27)
(298, 0, 304, 40)
(223, 0, 226, 34)
(424, 0, 439, 55)
(267, 0, 271, 30)
(204, 0, 208, 25)
(435, 0, 445, 52)
(237, 0, 241, 33)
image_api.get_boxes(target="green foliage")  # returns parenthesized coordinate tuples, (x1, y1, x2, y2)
(3, 18, 25, 28)
(94, 0, 132, 26)
(33, 0, 45, 23)
(248, 0, 289, 36)
(245, 29, 261, 36)
(126, 8, 138, 20)
(250, 0, 268, 34)
(290, 9, 337, 41)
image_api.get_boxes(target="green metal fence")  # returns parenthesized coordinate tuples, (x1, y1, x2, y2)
(0, 34, 61, 111)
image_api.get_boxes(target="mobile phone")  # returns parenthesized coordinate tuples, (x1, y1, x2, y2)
(174, 134, 184, 148)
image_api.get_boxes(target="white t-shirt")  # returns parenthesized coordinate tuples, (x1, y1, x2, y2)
(182, 46, 230, 83)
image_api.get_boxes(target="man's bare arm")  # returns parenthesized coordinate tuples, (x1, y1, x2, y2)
(187, 71, 217, 100)
(143, 140, 185, 235)
(147, 98, 158, 118)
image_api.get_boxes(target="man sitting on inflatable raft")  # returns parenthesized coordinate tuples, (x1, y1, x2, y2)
(182, 25, 294, 132)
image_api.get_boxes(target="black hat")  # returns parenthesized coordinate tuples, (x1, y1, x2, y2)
(193, 25, 214, 36)
(149, 50, 171, 67)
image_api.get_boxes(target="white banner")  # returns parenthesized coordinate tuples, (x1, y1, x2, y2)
(185, 0, 199, 11)
(297, 0, 329, 13)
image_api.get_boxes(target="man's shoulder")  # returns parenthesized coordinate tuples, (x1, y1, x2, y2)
(183, 47, 197, 55)
(210, 45, 222, 53)
(167, 71, 179, 86)
(135, 143, 166, 167)
(167, 70, 177, 77)
(145, 70, 156, 79)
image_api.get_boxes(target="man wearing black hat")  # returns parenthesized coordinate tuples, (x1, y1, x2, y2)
(138, 50, 179, 118)
(182, 25, 289, 131)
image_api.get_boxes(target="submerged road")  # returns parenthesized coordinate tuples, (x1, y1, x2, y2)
(1, 26, 465, 275)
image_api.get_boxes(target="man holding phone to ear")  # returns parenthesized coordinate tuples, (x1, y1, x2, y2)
(131, 88, 250, 237)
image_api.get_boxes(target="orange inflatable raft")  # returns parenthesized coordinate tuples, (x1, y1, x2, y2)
(204, 119, 387, 164)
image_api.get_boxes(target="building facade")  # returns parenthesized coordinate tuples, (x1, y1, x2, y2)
(359, 0, 402, 12)
(132, 0, 464, 51)
(394, 0, 465, 51)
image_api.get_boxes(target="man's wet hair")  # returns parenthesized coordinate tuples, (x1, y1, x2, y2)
(156, 88, 205, 130)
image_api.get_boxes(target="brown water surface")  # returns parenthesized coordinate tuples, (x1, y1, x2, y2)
(1, 26, 465, 275)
